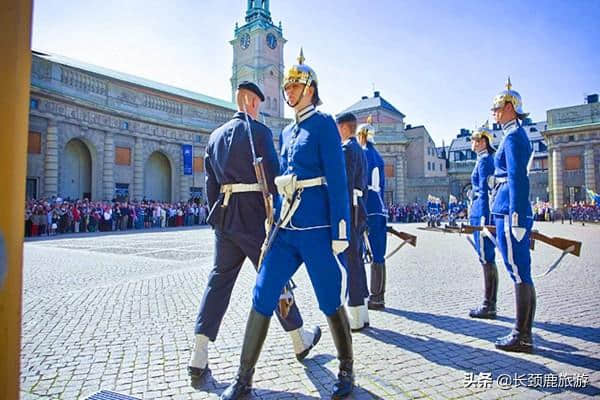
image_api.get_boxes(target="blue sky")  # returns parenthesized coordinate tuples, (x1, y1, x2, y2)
(32, 0, 600, 145)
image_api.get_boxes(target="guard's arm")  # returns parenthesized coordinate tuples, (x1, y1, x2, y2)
(205, 148, 219, 210)
(319, 116, 350, 251)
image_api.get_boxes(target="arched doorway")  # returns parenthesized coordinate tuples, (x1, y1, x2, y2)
(63, 139, 92, 200)
(144, 151, 171, 201)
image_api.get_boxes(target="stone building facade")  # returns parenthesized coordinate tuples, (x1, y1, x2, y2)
(544, 96, 600, 209)
(338, 92, 409, 205)
(26, 2, 288, 203)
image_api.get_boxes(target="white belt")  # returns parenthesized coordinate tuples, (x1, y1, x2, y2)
(278, 176, 326, 227)
(220, 183, 261, 206)
(296, 176, 326, 189)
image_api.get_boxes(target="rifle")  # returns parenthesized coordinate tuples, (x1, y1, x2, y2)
(242, 100, 292, 318)
(385, 225, 417, 259)
(459, 223, 582, 277)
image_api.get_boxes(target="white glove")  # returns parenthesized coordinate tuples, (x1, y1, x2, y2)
(511, 227, 526, 242)
(511, 211, 526, 242)
(332, 240, 349, 255)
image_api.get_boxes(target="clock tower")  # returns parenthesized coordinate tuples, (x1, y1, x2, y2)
(231, 0, 286, 118)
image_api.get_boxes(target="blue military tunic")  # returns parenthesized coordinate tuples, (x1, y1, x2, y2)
(195, 111, 304, 340)
(363, 141, 387, 264)
(254, 105, 352, 317)
(341, 136, 369, 307)
(491, 119, 534, 284)
(470, 150, 496, 264)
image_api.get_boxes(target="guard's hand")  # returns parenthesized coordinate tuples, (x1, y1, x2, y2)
(332, 240, 348, 255)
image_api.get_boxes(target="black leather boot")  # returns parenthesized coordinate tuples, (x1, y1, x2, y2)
(368, 263, 386, 310)
(327, 307, 354, 399)
(469, 263, 498, 319)
(495, 283, 535, 353)
(220, 309, 271, 400)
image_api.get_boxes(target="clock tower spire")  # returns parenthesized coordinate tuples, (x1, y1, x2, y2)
(231, 0, 286, 118)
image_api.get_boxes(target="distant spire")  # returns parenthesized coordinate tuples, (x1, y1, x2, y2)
(506, 76, 512, 91)
(297, 48, 305, 64)
(366, 114, 373, 124)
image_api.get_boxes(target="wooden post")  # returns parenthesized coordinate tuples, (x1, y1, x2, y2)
(0, 1, 33, 399)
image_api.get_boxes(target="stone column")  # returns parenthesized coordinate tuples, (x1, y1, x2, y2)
(552, 147, 563, 209)
(180, 172, 190, 202)
(102, 131, 115, 200)
(395, 147, 407, 204)
(133, 136, 144, 200)
(44, 121, 59, 198)
(584, 145, 596, 193)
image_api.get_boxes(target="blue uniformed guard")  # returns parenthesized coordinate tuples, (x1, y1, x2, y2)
(188, 80, 321, 379)
(336, 112, 370, 331)
(468, 121, 498, 319)
(490, 77, 536, 352)
(357, 118, 388, 311)
(221, 50, 355, 400)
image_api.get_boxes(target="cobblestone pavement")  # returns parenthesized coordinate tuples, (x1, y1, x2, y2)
(21, 222, 600, 399)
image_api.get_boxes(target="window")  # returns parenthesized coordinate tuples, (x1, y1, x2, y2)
(427, 161, 431, 170)
(115, 147, 131, 166)
(28, 132, 41, 154)
(272, 99, 277, 110)
(121, 121, 129, 130)
(568, 135, 575, 142)
(530, 127, 538, 132)
(427, 148, 430, 156)
(541, 158, 548, 169)
(26, 178, 37, 200)
(194, 135, 202, 143)
(115, 183, 129, 201)
(539, 142, 547, 152)
(30, 99, 39, 109)
(440, 163, 443, 171)
(564, 155, 581, 171)
(385, 164, 395, 177)
(190, 187, 203, 199)
(193, 156, 204, 173)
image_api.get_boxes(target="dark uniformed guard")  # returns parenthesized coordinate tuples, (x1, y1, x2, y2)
(490, 78, 536, 352)
(468, 122, 498, 319)
(357, 120, 388, 311)
(221, 50, 355, 400)
(188, 81, 321, 378)
(336, 112, 370, 331)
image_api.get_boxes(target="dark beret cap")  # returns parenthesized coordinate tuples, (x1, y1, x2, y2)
(335, 112, 357, 124)
(237, 81, 265, 102)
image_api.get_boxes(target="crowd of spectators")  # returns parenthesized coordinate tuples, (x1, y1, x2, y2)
(24, 196, 210, 237)
(533, 201, 600, 224)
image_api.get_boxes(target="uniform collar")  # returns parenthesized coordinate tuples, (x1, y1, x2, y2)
(234, 111, 253, 122)
(477, 149, 488, 158)
(343, 136, 357, 145)
(295, 105, 316, 123)
(502, 119, 518, 134)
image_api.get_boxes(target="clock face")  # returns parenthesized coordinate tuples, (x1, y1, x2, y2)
(266, 33, 277, 49)
(240, 33, 250, 50)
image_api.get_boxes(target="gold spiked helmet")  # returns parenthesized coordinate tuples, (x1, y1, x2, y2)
(491, 77, 529, 118)
(472, 120, 495, 149)
(357, 115, 376, 145)
(282, 48, 322, 106)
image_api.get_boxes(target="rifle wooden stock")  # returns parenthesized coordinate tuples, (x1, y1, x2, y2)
(386, 225, 417, 247)
(530, 231, 581, 257)
(253, 157, 274, 227)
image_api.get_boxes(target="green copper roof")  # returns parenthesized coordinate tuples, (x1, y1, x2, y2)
(32, 50, 237, 111)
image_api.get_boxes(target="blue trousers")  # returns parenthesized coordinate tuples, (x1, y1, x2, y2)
(367, 215, 387, 263)
(194, 229, 303, 340)
(342, 227, 369, 307)
(254, 228, 348, 317)
(470, 215, 496, 264)
(494, 214, 534, 285)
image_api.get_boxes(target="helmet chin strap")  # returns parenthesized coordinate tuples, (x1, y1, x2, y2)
(283, 77, 314, 109)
